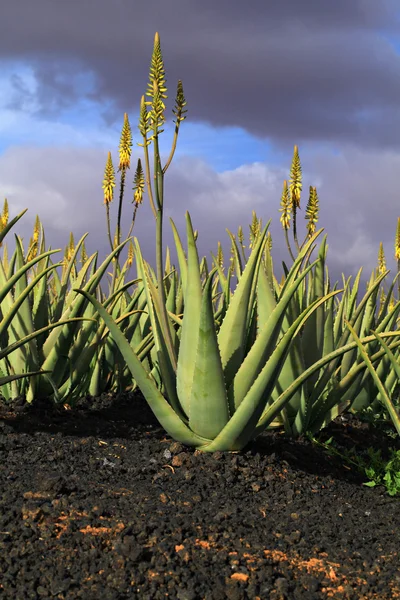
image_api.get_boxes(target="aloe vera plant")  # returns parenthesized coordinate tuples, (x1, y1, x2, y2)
(0, 207, 99, 396)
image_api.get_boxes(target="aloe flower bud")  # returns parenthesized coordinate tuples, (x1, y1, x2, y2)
(395, 217, 400, 260)
(216, 241, 224, 268)
(289, 145, 302, 208)
(133, 158, 145, 205)
(279, 180, 291, 230)
(102, 152, 115, 205)
(80, 240, 88, 265)
(305, 186, 319, 237)
(378, 242, 386, 274)
(1, 198, 9, 228)
(127, 240, 134, 266)
(118, 113, 132, 171)
(33, 215, 40, 244)
(172, 80, 188, 125)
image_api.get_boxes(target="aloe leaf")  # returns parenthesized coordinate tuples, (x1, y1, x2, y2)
(76, 288, 207, 446)
(176, 213, 202, 415)
(0, 318, 93, 371)
(170, 217, 188, 298)
(226, 230, 244, 279)
(254, 330, 400, 439)
(40, 239, 131, 386)
(257, 262, 277, 331)
(347, 323, 400, 436)
(52, 233, 89, 322)
(301, 236, 326, 380)
(205, 291, 341, 451)
(0, 209, 27, 246)
(229, 259, 321, 411)
(218, 222, 270, 388)
(0, 370, 51, 387)
(188, 268, 230, 438)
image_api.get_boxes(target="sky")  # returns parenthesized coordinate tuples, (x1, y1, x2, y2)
(1, 0, 400, 292)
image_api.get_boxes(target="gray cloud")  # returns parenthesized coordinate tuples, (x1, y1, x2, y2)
(1, 0, 400, 149)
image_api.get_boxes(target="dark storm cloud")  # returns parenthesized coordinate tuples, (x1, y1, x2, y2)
(2, 0, 400, 148)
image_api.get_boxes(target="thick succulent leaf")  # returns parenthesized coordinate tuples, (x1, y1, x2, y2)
(135, 243, 183, 418)
(0, 318, 93, 362)
(310, 270, 388, 407)
(218, 221, 270, 388)
(0, 209, 27, 246)
(322, 288, 336, 357)
(176, 213, 202, 416)
(52, 233, 89, 322)
(188, 269, 230, 438)
(347, 324, 400, 436)
(0, 263, 64, 340)
(41, 238, 130, 380)
(229, 259, 321, 411)
(0, 370, 51, 387)
(301, 236, 326, 381)
(170, 217, 188, 298)
(254, 330, 400, 439)
(165, 268, 177, 315)
(76, 289, 207, 447)
(204, 291, 341, 451)
(256, 263, 277, 331)
(0, 248, 60, 305)
(225, 230, 243, 279)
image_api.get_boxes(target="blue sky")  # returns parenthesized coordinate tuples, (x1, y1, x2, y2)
(1, 0, 400, 288)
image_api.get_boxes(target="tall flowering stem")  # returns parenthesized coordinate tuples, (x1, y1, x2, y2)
(279, 180, 295, 261)
(289, 145, 302, 253)
(102, 151, 116, 253)
(138, 31, 187, 368)
(115, 112, 133, 261)
(127, 158, 145, 239)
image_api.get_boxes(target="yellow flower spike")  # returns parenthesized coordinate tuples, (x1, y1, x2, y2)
(133, 158, 145, 205)
(33, 215, 40, 243)
(249, 211, 261, 250)
(149, 79, 166, 136)
(279, 180, 291, 230)
(146, 32, 167, 106)
(118, 112, 132, 171)
(145, 32, 167, 137)
(217, 241, 224, 268)
(289, 145, 302, 208)
(2, 198, 9, 228)
(237, 226, 244, 247)
(305, 185, 319, 237)
(378, 242, 386, 275)
(395, 217, 400, 260)
(69, 232, 75, 257)
(137, 95, 152, 147)
(266, 230, 272, 251)
(80, 240, 88, 265)
(172, 80, 188, 125)
(102, 151, 115, 205)
(127, 240, 134, 267)
(26, 236, 38, 262)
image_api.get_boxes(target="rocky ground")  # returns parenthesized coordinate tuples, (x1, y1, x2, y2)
(0, 391, 399, 600)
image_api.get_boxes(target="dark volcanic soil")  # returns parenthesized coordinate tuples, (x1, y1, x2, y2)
(0, 392, 399, 600)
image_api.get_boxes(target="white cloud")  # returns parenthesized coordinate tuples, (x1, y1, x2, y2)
(0, 141, 398, 292)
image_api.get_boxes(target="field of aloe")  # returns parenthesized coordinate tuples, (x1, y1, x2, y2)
(1, 33, 399, 599)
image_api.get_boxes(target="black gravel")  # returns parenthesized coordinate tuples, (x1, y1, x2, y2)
(0, 392, 399, 600)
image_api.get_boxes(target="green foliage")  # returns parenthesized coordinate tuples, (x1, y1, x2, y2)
(309, 434, 400, 496)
